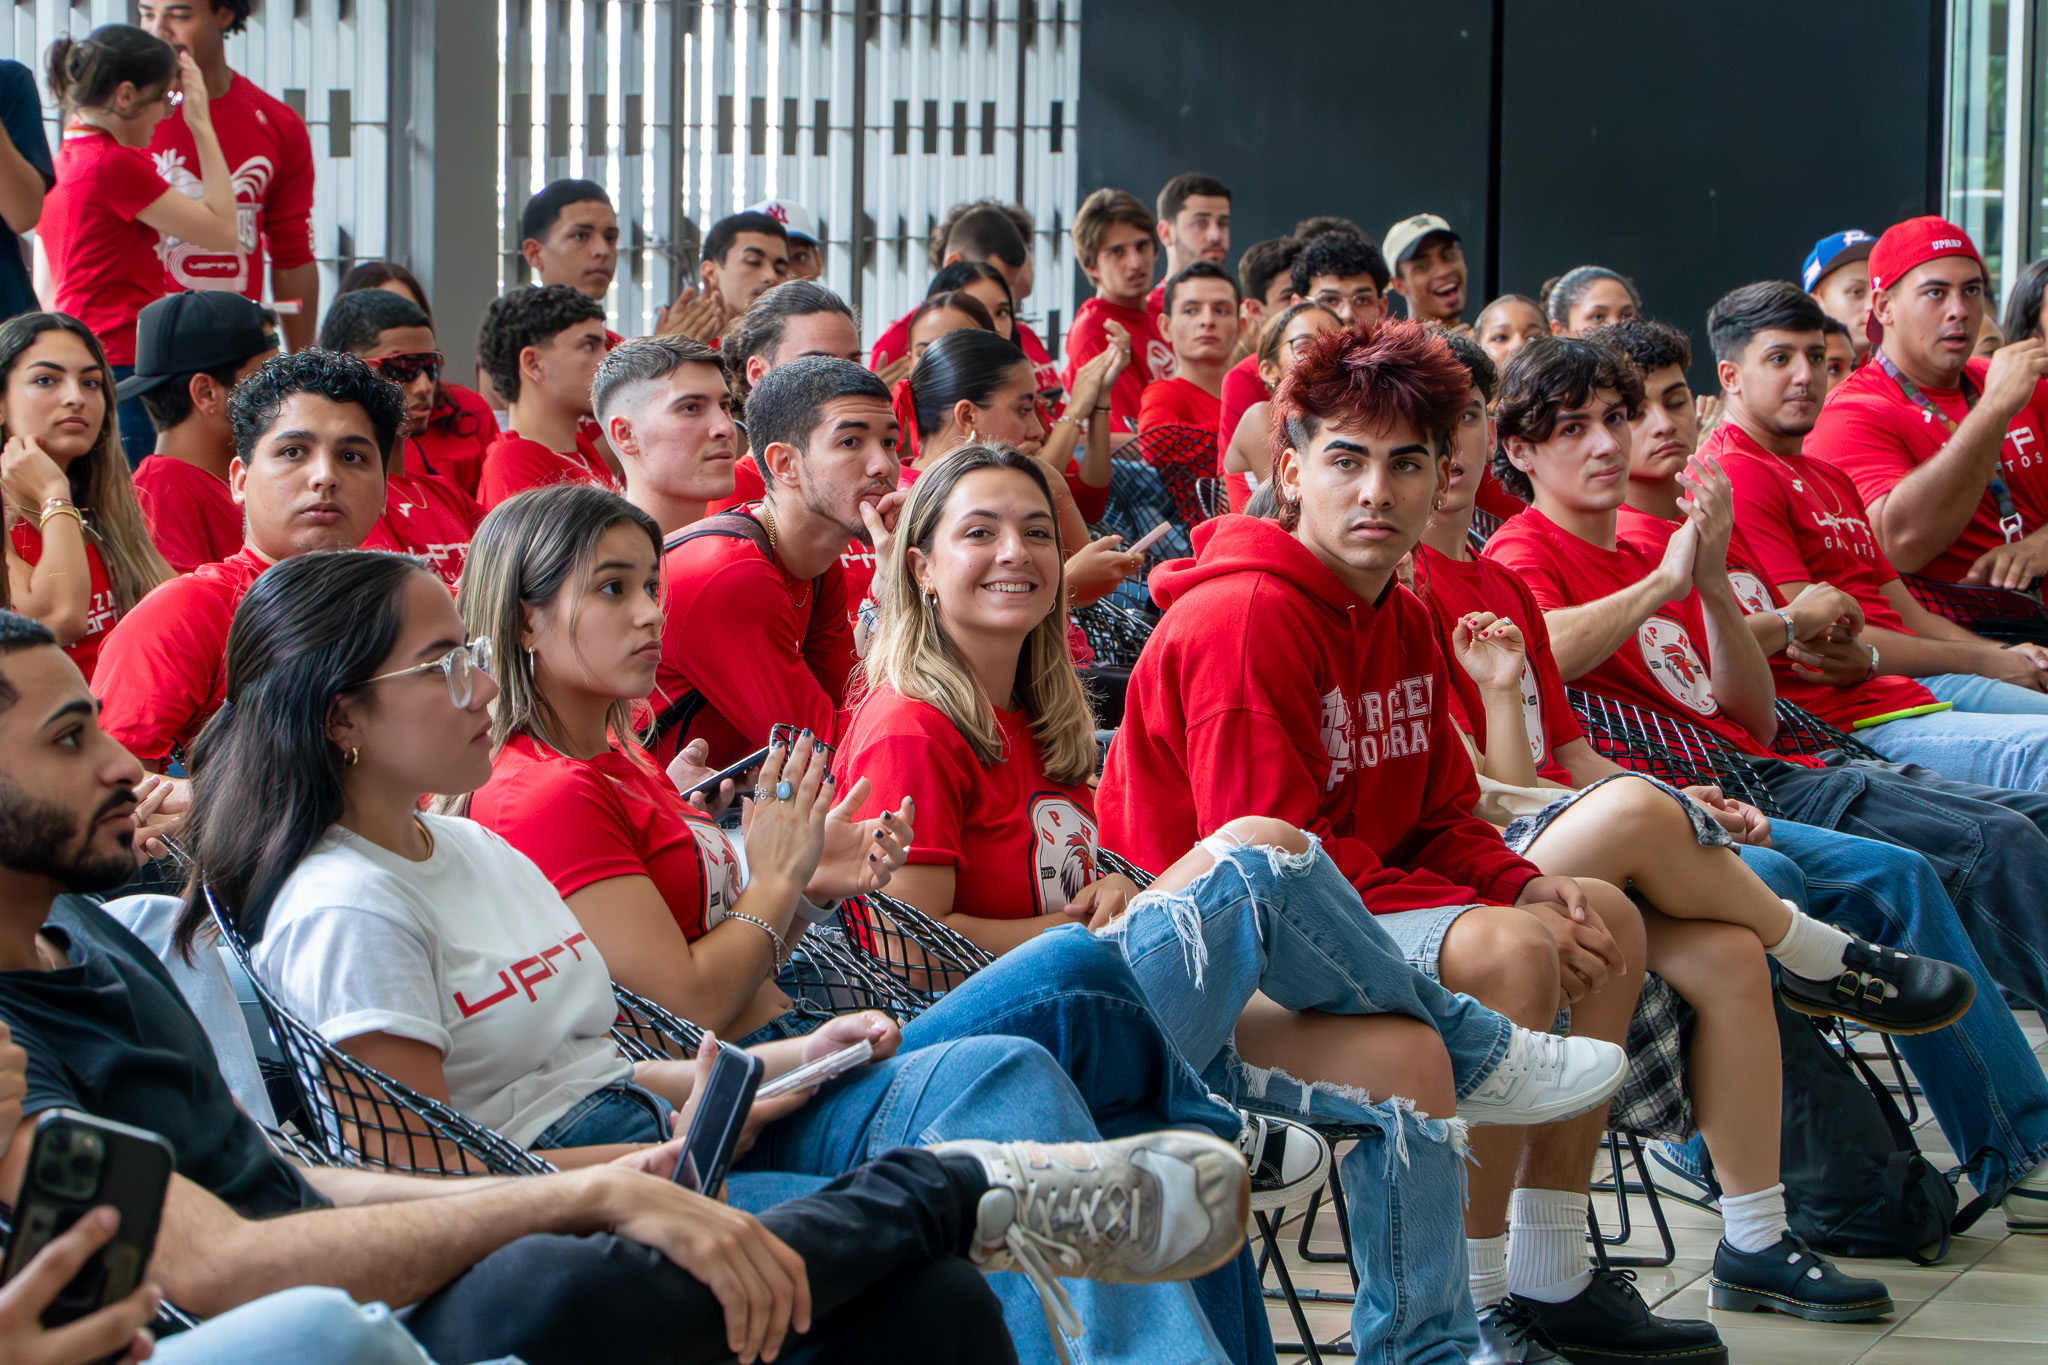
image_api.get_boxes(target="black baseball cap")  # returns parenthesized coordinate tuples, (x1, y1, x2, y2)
(116, 290, 279, 401)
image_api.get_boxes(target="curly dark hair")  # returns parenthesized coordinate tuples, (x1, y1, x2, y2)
(475, 284, 606, 402)
(318, 287, 432, 356)
(1291, 231, 1390, 298)
(1489, 336, 1646, 504)
(228, 350, 406, 468)
(1584, 316, 1694, 376)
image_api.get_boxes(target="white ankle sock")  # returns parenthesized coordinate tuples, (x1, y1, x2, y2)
(1764, 901, 1854, 981)
(1468, 1234, 1508, 1312)
(1718, 1182, 1789, 1254)
(1506, 1189, 1592, 1303)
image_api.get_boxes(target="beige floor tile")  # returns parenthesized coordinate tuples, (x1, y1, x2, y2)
(1860, 1337, 2048, 1365)
(1690, 1323, 1874, 1365)
(1890, 1300, 2048, 1342)
(1936, 1268, 2048, 1307)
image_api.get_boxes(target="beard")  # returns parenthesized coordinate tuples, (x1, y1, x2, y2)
(0, 777, 136, 894)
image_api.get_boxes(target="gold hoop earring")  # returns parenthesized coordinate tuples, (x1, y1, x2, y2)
(924, 588, 939, 610)
(345, 746, 360, 767)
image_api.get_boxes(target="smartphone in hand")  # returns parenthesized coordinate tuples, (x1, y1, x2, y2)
(672, 1046, 765, 1196)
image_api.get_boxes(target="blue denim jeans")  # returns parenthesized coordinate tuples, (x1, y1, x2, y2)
(736, 931, 1259, 1365)
(1737, 822, 2048, 1202)
(151, 1286, 482, 1365)
(1097, 835, 1520, 1365)
(530, 1081, 671, 1148)
(1923, 671, 2048, 715)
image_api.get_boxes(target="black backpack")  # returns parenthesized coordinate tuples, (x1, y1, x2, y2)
(649, 512, 829, 748)
(1771, 995, 1957, 1263)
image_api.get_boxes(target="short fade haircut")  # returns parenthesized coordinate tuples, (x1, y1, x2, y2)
(1162, 261, 1239, 315)
(1292, 231, 1390, 298)
(704, 211, 789, 267)
(1706, 281, 1826, 364)
(1071, 189, 1155, 271)
(318, 288, 432, 356)
(723, 280, 857, 405)
(1156, 173, 1231, 224)
(1441, 328, 1499, 404)
(229, 349, 406, 468)
(1271, 321, 1471, 531)
(476, 284, 606, 402)
(592, 335, 724, 423)
(1490, 337, 1646, 503)
(744, 356, 892, 485)
(520, 179, 611, 246)
(1239, 237, 1303, 304)
(0, 610, 57, 709)
(928, 201, 1028, 271)
(1585, 317, 1693, 377)
(1293, 215, 1369, 245)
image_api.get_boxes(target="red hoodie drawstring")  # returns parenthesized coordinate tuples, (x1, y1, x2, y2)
(892, 377, 922, 467)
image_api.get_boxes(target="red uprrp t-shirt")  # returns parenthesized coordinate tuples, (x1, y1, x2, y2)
(410, 384, 500, 499)
(1062, 298, 1172, 435)
(1410, 543, 1583, 786)
(147, 73, 315, 299)
(1138, 375, 1222, 436)
(133, 455, 241, 574)
(1807, 355, 2048, 583)
(93, 546, 268, 763)
(378, 469, 483, 587)
(1481, 508, 1819, 767)
(1015, 322, 1065, 414)
(654, 504, 854, 767)
(1706, 422, 1910, 630)
(1613, 503, 1935, 731)
(478, 430, 619, 509)
(470, 734, 744, 941)
(839, 684, 1102, 919)
(11, 520, 117, 681)
(43, 127, 171, 365)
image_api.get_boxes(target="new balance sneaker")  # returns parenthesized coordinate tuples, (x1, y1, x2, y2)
(1237, 1110, 1331, 1211)
(1508, 1269, 1727, 1365)
(2002, 1181, 2048, 1233)
(1474, 1299, 1558, 1365)
(1707, 1234, 1893, 1322)
(1457, 1028, 1629, 1127)
(1777, 938, 1975, 1035)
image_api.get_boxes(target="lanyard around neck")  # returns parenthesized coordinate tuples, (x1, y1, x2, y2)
(1876, 351, 2023, 544)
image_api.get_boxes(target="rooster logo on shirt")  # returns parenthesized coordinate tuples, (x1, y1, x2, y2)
(1517, 660, 1548, 766)
(153, 152, 270, 292)
(1637, 616, 1718, 715)
(1029, 793, 1099, 914)
(1727, 571, 1773, 618)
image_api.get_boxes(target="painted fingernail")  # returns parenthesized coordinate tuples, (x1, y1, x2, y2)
(873, 829, 886, 839)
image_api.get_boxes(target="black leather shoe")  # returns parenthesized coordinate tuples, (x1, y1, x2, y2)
(1777, 937, 1974, 1035)
(1707, 1234, 1893, 1322)
(1508, 1269, 1727, 1365)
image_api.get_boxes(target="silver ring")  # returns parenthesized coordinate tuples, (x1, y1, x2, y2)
(752, 786, 771, 803)
(775, 781, 794, 801)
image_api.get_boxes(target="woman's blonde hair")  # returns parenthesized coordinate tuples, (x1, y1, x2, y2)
(861, 444, 1096, 785)
(0, 314, 171, 615)
(455, 483, 662, 759)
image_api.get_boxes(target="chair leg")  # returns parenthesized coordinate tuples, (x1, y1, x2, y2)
(1585, 1131, 1677, 1269)
(1257, 1210, 1331, 1364)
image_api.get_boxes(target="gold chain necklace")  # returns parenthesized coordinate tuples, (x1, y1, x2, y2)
(757, 502, 812, 609)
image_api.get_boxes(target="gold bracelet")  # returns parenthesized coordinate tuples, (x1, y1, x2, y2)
(723, 910, 786, 972)
(38, 502, 83, 533)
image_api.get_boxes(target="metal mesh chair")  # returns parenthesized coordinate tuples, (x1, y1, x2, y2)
(1565, 689, 1786, 818)
(1770, 700, 1888, 762)
(609, 982, 704, 1061)
(1071, 598, 1157, 669)
(1467, 507, 1504, 553)
(1904, 573, 2048, 644)
(1131, 422, 1222, 530)
(206, 890, 554, 1177)
(834, 890, 998, 1005)
(779, 922, 941, 1021)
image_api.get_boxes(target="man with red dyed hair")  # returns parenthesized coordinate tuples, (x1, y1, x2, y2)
(1100, 321, 1714, 1365)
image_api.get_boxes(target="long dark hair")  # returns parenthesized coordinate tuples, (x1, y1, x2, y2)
(2005, 257, 2048, 345)
(174, 551, 432, 956)
(337, 261, 434, 330)
(0, 313, 170, 613)
(904, 327, 1030, 438)
(46, 24, 176, 115)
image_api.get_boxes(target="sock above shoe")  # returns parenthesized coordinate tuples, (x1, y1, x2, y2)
(1765, 902, 1854, 982)
(1469, 1233, 1508, 1312)
(1506, 1189, 1593, 1304)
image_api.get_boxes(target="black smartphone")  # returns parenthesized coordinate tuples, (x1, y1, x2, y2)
(1, 1110, 174, 1340)
(681, 745, 770, 800)
(671, 1045, 765, 1196)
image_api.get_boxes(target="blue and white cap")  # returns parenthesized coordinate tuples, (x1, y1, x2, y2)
(1801, 230, 1876, 293)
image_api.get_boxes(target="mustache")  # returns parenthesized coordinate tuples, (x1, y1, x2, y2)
(94, 787, 137, 824)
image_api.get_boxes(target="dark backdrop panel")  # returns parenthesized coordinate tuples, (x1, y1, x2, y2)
(1076, 1, 1495, 315)
(1497, 1, 1942, 382)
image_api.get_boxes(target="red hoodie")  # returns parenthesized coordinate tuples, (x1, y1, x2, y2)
(1097, 514, 1541, 911)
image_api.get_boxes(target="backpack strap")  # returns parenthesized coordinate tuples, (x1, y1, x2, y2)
(1832, 1020, 1959, 1258)
(650, 510, 827, 749)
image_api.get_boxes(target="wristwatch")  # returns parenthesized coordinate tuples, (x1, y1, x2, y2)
(1769, 608, 1797, 650)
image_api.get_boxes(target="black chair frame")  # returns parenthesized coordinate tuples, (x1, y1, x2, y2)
(1904, 574, 2048, 645)
(1566, 689, 1786, 818)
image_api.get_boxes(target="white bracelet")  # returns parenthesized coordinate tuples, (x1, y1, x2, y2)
(794, 895, 841, 925)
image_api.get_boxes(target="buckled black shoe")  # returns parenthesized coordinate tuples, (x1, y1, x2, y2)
(1776, 937, 1974, 1035)
(1508, 1269, 1727, 1365)
(1707, 1234, 1893, 1322)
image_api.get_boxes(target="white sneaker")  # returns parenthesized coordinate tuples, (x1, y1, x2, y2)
(929, 1133, 1251, 1359)
(1237, 1110, 1332, 1211)
(1456, 1028, 1628, 1127)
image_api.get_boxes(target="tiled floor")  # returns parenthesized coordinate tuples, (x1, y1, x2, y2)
(1262, 1011, 2048, 1363)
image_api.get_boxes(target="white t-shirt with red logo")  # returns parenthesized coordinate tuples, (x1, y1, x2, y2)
(252, 814, 631, 1146)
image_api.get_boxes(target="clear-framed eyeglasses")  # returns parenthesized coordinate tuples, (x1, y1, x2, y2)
(360, 637, 493, 707)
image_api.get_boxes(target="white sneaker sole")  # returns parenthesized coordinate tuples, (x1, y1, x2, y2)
(1457, 1042, 1630, 1128)
(1248, 1122, 1332, 1211)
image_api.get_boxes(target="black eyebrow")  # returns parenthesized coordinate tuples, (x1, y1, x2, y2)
(1388, 444, 1430, 457)
(40, 698, 95, 729)
(961, 506, 1053, 522)
(414, 635, 464, 661)
(590, 558, 643, 572)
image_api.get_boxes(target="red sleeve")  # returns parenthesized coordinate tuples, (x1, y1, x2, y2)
(1723, 458, 1810, 587)
(1806, 392, 1920, 514)
(1060, 306, 1107, 397)
(1524, 614, 1587, 755)
(1217, 363, 1265, 451)
(133, 472, 210, 576)
(260, 96, 316, 270)
(841, 697, 978, 869)
(1483, 529, 1572, 612)
(101, 144, 170, 220)
(1137, 380, 1174, 433)
(1063, 459, 1109, 524)
(91, 578, 227, 763)
(485, 761, 650, 898)
(667, 556, 845, 744)
(477, 440, 558, 509)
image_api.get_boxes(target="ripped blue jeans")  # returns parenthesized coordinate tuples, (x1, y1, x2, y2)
(1096, 831, 1519, 1365)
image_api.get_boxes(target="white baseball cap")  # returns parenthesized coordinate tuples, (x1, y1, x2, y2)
(748, 198, 819, 245)
(1381, 213, 1458, 267)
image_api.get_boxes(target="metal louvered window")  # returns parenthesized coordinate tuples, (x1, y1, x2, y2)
(499, 0, 1081, 354)
(0, 0, 390, 321)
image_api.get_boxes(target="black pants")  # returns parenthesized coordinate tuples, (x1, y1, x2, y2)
(402, 1148, 1016, 1365)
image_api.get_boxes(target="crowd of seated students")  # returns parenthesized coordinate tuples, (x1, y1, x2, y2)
(2, 19, 2048, 1361)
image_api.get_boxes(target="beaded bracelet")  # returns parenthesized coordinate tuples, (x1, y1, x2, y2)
(724, 910, 787, 972)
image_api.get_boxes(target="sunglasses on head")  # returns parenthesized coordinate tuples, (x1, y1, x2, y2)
(367, 351, 444, 385)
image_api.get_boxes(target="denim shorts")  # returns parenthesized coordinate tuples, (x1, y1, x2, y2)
(530, 1081, 672, 1149)
(1372, 902, 1484, 981)
(1502, 772, 1734, 856)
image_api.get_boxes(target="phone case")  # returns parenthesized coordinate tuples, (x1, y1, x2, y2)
(672, 1048, 763, 1194)
(1, 1110, 174, 1333)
